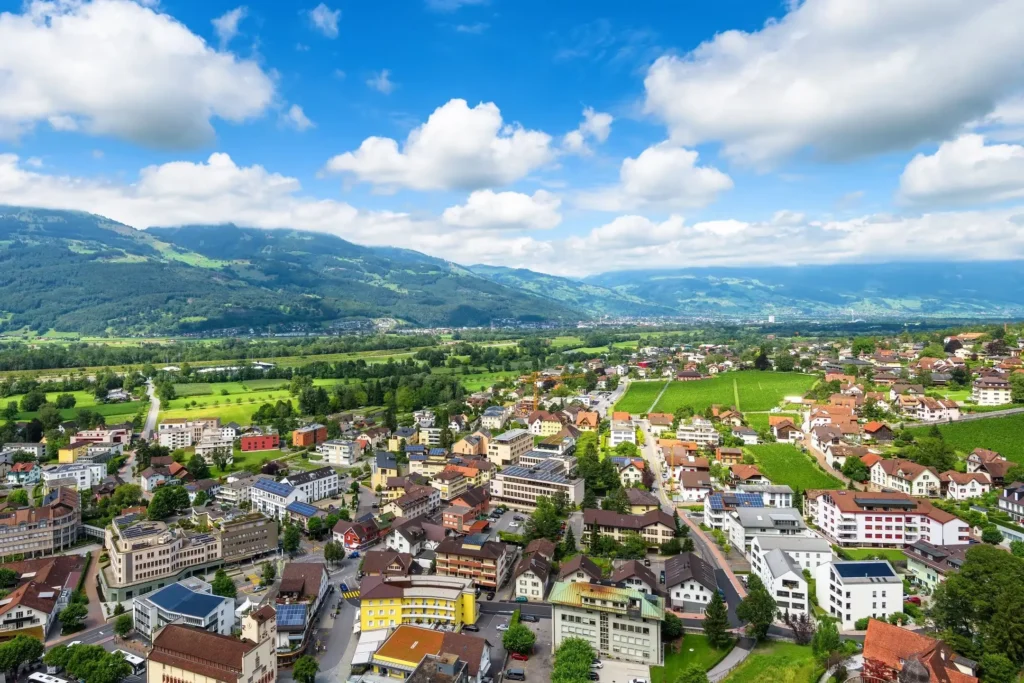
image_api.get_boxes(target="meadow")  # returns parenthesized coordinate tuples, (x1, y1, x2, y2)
(908, 414, 1024, 464)
(429, 367, 520, 392)
(159, 379, 342, 425)
(744, 412, 800, 432)
(613, 381, 668, 414)
(1, 389, 145, 422)
(722, 643, 822, 683)
(652, 635, 734, 683)
(638, 371, 816, 414)
(746, 444, 844, 491)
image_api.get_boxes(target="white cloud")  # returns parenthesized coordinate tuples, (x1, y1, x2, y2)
(426, 0, 487, 12)
(212, 6, 247, 48)
(333, 69, 346, 79)
(455, 23, 489, 34)
(0, 0, 275, 148)
(562, 107, 613, 155)
(324, 98, 555, 192)
(576, 142, 732, 211)
(308, 3, 340, 38)
(442, 190, 561, 230)
(25, 157, 43, 168)
(366, 69, 396, 95)
(643, 0, 1024, 165)
(281, 104, 315, 131)
(899, 135, 1024, 205)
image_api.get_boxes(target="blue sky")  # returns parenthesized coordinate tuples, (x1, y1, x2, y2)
(1, 0, 1023, 276)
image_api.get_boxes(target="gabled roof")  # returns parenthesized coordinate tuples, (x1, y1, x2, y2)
(558, 554, 602, 580)
(512, 552, 551, 583)
(524, 538, 556, 561)
(611, 560, 661, 593)
(624, 488, 660, 507)
(279, 562, 327, 601)
(663, 552, 717, 592)
(361, 550, 415, 576)
(863, 619, 978, 683)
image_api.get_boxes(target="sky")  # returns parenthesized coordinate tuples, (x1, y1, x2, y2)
(1, 0, 1024, 277)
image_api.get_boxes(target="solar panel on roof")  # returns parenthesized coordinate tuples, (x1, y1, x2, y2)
(834, 562, 896, 579)
(286, 501, 320, 516)
(854, 497, 915, 508)
(255, 479, 294, 497)
(275, 603, 308, 627)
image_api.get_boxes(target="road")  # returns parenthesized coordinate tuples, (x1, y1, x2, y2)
(142, 380, 160, 440)
(957, 406, 1024, 422)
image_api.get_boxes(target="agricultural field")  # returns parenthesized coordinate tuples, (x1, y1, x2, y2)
(429, 367, 520, 392)
(614, 381, 668, 414)
(722, 643, 822, 683)
(744, 412, 800, 432)
(0, 389, 144, 422)
(650, 371, 817, 414)
(746, 444, 843, 491)
(909, 414, 1024, 464)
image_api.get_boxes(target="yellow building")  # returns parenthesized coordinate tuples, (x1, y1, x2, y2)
(359, 575, 478, 632)
(430, 470, 469, 502)
(372, 452, 403, 490)
(58, 440, 90, 464)
(369, 624, 490, 680)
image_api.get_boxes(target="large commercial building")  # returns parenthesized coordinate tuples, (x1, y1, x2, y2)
(251, 478, 308, 519)
(814, 560, 903, 630)
(134, 577, 235, 640)
(358, 574, 478, 631)
(282, 466, 339, 502)
(805, 490, 971, 547)
(549, 581, 665, 666)
(0, 488, 80, 560)
(486, 429, 532, 468)
(489, 456, 584, 510)
(40, 462, 106, 491)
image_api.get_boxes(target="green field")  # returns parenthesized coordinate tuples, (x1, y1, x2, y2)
(747, 444, 843, 491)
(429, 368, 520, 392)
(613, 381, 668, 414)
(745, 412, 800, 432)
(160, 402, 269, 426)
(649, 371, 816, 414)
(1, 389, 144, 422)
(722, 643, 822, 683)
(652, 636, 734, 683)
(843, 548, 907, 562)
(909, 414, 1024, 464)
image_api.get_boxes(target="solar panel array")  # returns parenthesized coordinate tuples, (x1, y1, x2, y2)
(500, 464, 572, 485)
(854, 497, 916, 509)
(275, 602, 308, 628)
(254, 479, 295, 497)
(286, 501, 320, 517)
(708, 492, 765, 510)
(834, 561, 896, 579)
(120, 523, 161, 539)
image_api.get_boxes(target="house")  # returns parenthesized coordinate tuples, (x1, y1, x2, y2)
(862, 618, 978, 683)
(367, 624, 491, 683)
(583, 508, 676, 550)
(384, 515, 446, 555)
(250, 479, 307, 519)
(647, 412, 674, 435)
(973, 376, 1012, 406)
(361, 549, 416, 576)
(557, 554, 603, 583)
(675, 471, 713, 503)
(815, 561, 903, 630)
(434, 535, 514, 589)
(610, 560, 661, 596)
(372, 451, 403, 489)
(724, 507, 806, 553)
(731, 426, 759, 445)
(862, 422, 894, 443)
(384, 484, 441, 519)
(609, 419, 636, 447)
(715, 447, 743, 465)
(388, 426, 419, 451)
(512, 551, 552, 602)
(870, 458, 941, 497)
(663, 552, 717, 613)
(756, 548, 810, 616)
(939, 472, 991, 500)
(575, 410, 600, 431)
(624, 487, 661, 513)
(811, 425, 843, 452)
(359, 576, 478, 632)
(185, 478, 221, 504)
(6, 461, 41, 485)
(737, 484, 794, 508)
(904, 540, 974, 590)
(770, 418, 803, 443)
(431, 470, 470, 502)
(806, 490, 971, 547)
(41, 462, 106, 491)
(452, 432, 489, 457)
(729, 464, 768, 485)
(614, 457, 649, 488)
(825, 444, 870, 471)
(998, 482, 1024, 523)
(527, 411, 564, 436)
(703, 491, 765, 530)
(967, 448, 1011, 485)
(749, 535, 832, 574)
(276, 563, 329, 651)
(915, 397, 961, 423)
(319, 439, 361, 466)
(480, 406, 509, 430)
(676, 417, 720, 447)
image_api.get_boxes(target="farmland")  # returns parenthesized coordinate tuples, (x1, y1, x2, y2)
(614, 381, 668, 414)
(159, 379, 346, 425)
(746, 444, 843, 491)
(429, 368, 520, 392)
(634, 371, 816, 415)
(1, 389, 145, 422)
(908, 414, 1024, 464)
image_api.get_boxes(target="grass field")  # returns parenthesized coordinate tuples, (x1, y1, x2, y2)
(747, 444, 844, 491)
(1, 389, 144, 422)
(745, 412, 800, 432)
(843, 548, 907, 562)
(652, 636, 734, 683)
(614, 381, 668, 414)
(909, 414, 1024, 464)
(649, 371, 816, 414)
(159, 402, 268, 426)
(429, 368, 520, 392)
(722, 643, 822, 683)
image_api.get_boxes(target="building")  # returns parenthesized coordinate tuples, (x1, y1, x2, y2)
(240, 430, 280, 452)
(663, 552, 717, 612)
(419, 427, 443, 447)
(282, 466, 339, 502)
(158, 418, 222, 450)
(209, 510, 279, 564)
(368, 625, 491, 683)
(195, 435, 234, 464)
(2, 443, 45, 459)
(452, 432, 489, 457)
(146, 608, 277, 683)
(372, 451, 403, 489)
(431, 470, 470, 502)
(749, 535, 833, 574)
(583, 509, 676, 550)
(384, 484, 441, 519)
(548, 581, 664, 666)
(1000, 482, 1024, 522)
(489, 457, 584, 510)
(972, 376, 1012, 406)
(0, 555, 82, 640)
(41, 461, 106, 490)
(486, 429, 531, 468)
(862, 619, 978, 683)
(480, 406, 509, 430)
(702, 491, 765, 531)
(385, 515, 447, 555)
(134, 578, 235, 640)
(904, 540, 973, 590)
(57, 440, 90, 464)
(527, 411, 564, 437)
(625, 488, 661, 513)
(319, 439, 360, 466)
(737, 484, 795, 508)
(0, 488, 80, 560)
(676, 417, 720, 447)
(757, 548, 810, 616)
(715, 447, 743, 465)
(250, 478, 307, 519)
(870, 459, 941, 497)
(724, 507, 806, 553)
(360, 550, 416, 577)
(609, 420, 636, 447)
(512, 551, 552, 602)
(334, 517, 384, 551)
(276, 563, 329, 653)
(6, 461, 41, 485)
(217, 473, 267, 507)
(158, 427, 194, 451)
(434, 534, 513, 589)
(614, 457, 650, 488)
(559, 555, 603, 583)
(359, 574, 479, 630)
(292, 423, 327, 447)
(939, 471, 991, 501)
(388, 426, 419, 452)
(806, 490, 971, 547)
(967, 448, 1011, 485)
(814, 560, 903, 630)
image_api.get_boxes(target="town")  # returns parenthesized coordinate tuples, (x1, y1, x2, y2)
(0, 325, 1022, 683)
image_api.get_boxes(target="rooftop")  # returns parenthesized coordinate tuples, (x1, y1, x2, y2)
(547, 581, 665, 620)
(141, 581, 229, 618)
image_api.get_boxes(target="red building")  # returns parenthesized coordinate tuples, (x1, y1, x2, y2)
(241, 433, 280, 452)
(332, 518, 382, 550)
(292, 423, 327, 447)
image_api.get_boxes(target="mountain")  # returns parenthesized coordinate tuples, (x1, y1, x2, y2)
(584, 263, 1024, 318)
(0, 207, 579, 334)
(467, 265, 676, 317)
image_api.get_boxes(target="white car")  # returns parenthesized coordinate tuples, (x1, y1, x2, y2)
(497, 623, 510, 632)
(590, 661, 603, 669)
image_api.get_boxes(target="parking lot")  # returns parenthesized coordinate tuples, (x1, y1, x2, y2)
(598, 659, 651, 683)
(487, 507, 528, 538)
(472, 611, 553, 683)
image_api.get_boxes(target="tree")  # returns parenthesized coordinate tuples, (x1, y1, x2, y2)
(38, 403, 62, 430)
(113, 602, 125, 615)
(55, 393, 77, 409)
(2, 401, 18, 421)
(187, 454, 211, 480)
(562, 526, 577, 555)
(7, 489, 28, 506)
(1011, 373, 1024, 404)
(812, 617, 841, 660)
(982, 525, 1004, 545)
(307, 516, 324, 539)
(0, 568, 17, 589)
(211, 569, 237, 598)
(620, 531, 648, 559)
(601, 486, 630, 514)
(676, 664, 710, 683)
(293, 655, 319, 683)
(552, 637, 595, 683)
(662, 612, 684, 641)
(283, 523, 302, 554)
(525, 496, 562, 542)
(193, 490, 208, 507)
(774, 353, 796, 372)
(324, 540, 345, 565)
(703, 591, 731, 648)
(114, 614, 133, 638)
(980, 654, 1017, 683)
(261, 561, 277, 586)
(754, 348, 771, 371)
(1010, 540, 1024, 559)
(736, 574, 776, 640)
(43, 644, 73, 672)
(0, 635, 44, 679)
(581, 487, 598, 510)
(58, 602, 88, 633)
(502, 623, 537, 655)
(841, 456, 870, 482)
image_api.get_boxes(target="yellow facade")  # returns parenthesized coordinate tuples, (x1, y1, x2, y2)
(536, 420, 563, 436)
(372, 465, 400, 490)
(360, 591, 478, 632)
(58, 442, 89, 463)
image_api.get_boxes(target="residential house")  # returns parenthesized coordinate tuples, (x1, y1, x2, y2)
(749, 535, 832, 574)
(360, 550, 416, 576)
(319, 439, 361, 467)
(434, 535, 514, 589)
(384, 484, 440, 519)
(527, 411, 564, 436)
(738, 484, 794, 508)
(558, 555, 603, 583)
(724, 507, 806, 553)
(486, 429, 532, 468)
(825, 444, 870, 471)
(675, 471, 713, 503)
(6, 461, 41, 485)
(715, 447, 743, 465)
(372, 451, 404, 489)
(625, 488, 661, 513)
(583, 509, 676, 550)
(862, 422, 895, 443)
(973, 376, 1011, 406)
(904, 540, 973, 590)
(431, 470, 470, 502)
(614, 457, 650, 488)
(385, 515, 447, 555)
(359, 576, 478, 631)
(388, 426, 419, 452)
(967, 448, 1011, 485)
(480, 406, 509, 430)
(805, 490, 971, 547)
(452, 432, 489, 457)
(611, 560, 661, 596)
(870, 459, 941, 497)
(815, 560, 903, 630)
(609, 420, 636, 447)
(512, 551, 552, 602)
(703, 491, 765, 531)
(862, 618, 978, 683)
(939, 472, 991, 501)
(250, 479, 307, 520)
(998, 482, 1024, 523)
(730, 464, 769, 485)
(663, 552, 717, 613)
(646, 413, 674, 436)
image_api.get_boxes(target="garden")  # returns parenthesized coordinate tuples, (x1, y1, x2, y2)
(721, 642, 822, 683)
(652, 635, 735, 683)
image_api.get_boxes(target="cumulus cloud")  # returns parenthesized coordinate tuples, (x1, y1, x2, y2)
(576, 142, 732, 211)
(324, 98, 555, 191)
(0, 0, 275, 148)
(281, 104, 315, 132)
(308, 3, 340, 38)
(426, 0, 487, 12)
(442, 190, 561, 231)
(562, 107, 613, 156)
(366, 69, 396, 95)
(900, 135, 1024, 205)
(212, 6, 247, 48)
(643, 0, 1024, 165)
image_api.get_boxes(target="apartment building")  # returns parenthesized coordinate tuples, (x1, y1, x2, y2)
(410, 448, 452, 477)
(814, 560, 903, 630)
(806, 490, 971, 547)
(292, 423, 327, 447)
(282, 466, 339, 502)
(904, 540, 971, 590)
(319, 439, 360, 466)
(240, 430, 280, 452)
(489, 457, 584, 510)
(549, 581, 664, 666)
(41, 461, 106, 491)
(998, 482, 1024, 522)
(372, 451, 404, 489)
(134, 577, 235, 640)
(724, 507, 806, 553)
(207, 510, 280, 563)
(675, 417, 720, 447)
(609, 420, 636, 447)
(757, 548, 810, 616)
(0, 488, 80, 560)
(583, 509, 676, 550)
(431, 470, 470, 502)
(486, 429, 532, 468)
(384, 484, 441, 519)
(480, 406, 509, 430)
(250, 479, 308, 519)
(147, 609, 277, 683)
(527, 411, 564, 437)
(434, 534, 514, 589)
(737, 484, 795, 508)
(57, 440, 90, 464)
(195, 435, 234, 464)
(972, 376, 1012, 406)
(158, 418, 221, 449)
(748, 535, 833, 574)
(869, 459, 941, 497)
(702, 491, 765, 531)
(359, 574, 479, 631)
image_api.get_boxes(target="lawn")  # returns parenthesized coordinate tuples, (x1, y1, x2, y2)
(1, 389, 145, 422)
(652, 635, 735, 683)
(747, 444, 844, 491)
(652, 372, 817, 414)
(614, 381, 668, 414)
(722, 642, 823, 683)
(745, 412, 800, 432)
(843, 548, 908, 562)
(550, 336, 586, 349)
(908, 414, 1024, 464)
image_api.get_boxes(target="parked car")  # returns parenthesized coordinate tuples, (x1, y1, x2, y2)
(487, 591, 496, 600)
(521, 614, 538, 622)
(643, 558, 651, 567)
(340, 583, 350, 592)
(510, 653, 529, 662)
(590, 661, 603, 669)
(514, 596, 528, 603)
(505, 668, 525, 681)
(497, 623, 510, 632)
(463, 624, 480, 632)
(587, 672, 599, 681)
(350, 551, 361, 559)
(906, 596, 922, 605)
(513, 515, 525, 522)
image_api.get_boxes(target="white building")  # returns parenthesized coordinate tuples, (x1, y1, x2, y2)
(663, 552, 717, 613)
(940, 472, 991, 501)
(737, 484, 794, 508)
(319, 440, 361, 467)
(724, 507, 806, 553)
(609, 420, 636, 447)
(41, 462, 106, 490)
(806, 490, 971, 547)
(250, 478, 307, 519)
(512, 554, 551, 603)
(973, 377, 1012, 406)
(283, 466, 339, 503)
(134, 578, 235, 640)
(195, 434, 234, 464)
(480, 406, 509, 430)
(814, 560, 903, 630)
(420, 427, 442, 447)
(757, 548, 810, 617)
(869, 459, 941, 498)
(158, 426, 193, 450)
(749, 535, 833, 574)
(676, 417, 720, 447)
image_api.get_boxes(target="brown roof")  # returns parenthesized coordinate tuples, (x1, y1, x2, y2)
(524, 538, 556, 561)
(249, 605, 276, 624)
(278, 562, 326, 601)
(611, 560, 661, 593)
(512, 552, 551, 583)
(436, 537, 509, 560)
(647, 413, 673, 426)
(611, 411, 631, 421)
(4, 555, 82, 592)
(375, 625, 491, 676)
(680, 471, 712, 489)
(665, 452, 709, 469)
(876, 458, 937, 482)
(149, 625, 256, 681)
(583, 507, 675, 531)
(359, 574, 406, 600)
(0, 582, 58, 617)
(939, 471, 990, 486)
(730, 464, 764, 481)
(438, 632, 491, 676)
(624, 488, 660, 507)
(361, 550, 415, 576)
(558, 554, 602, 580)
(863, 619, 977, 683)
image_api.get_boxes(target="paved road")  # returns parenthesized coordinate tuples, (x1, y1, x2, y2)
(958, 406, 1024, 422)
(142, 380, 160, 440)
